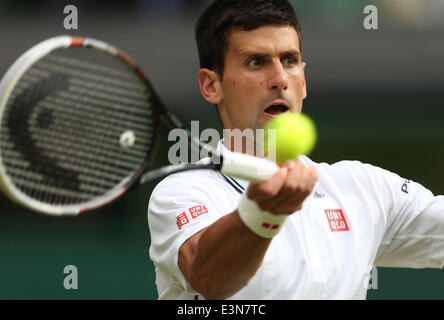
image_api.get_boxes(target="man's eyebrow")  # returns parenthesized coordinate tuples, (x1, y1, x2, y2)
(238, 50, 301, 59)
(238, 51, 269, 59)
(280, 50, 301, 58)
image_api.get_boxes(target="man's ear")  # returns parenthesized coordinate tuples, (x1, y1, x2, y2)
(302, 62, 307, 100)
(198, 68, 223, 105)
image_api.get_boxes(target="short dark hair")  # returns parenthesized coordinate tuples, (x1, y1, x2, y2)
(195, 0, 302, 77)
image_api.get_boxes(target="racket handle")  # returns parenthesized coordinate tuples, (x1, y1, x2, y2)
(220, 152, 279, 183)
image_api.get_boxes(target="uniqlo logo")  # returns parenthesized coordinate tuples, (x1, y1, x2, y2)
(176, 212, 189, 230)
(324, 209, 349, 232)
(189, 205, 208, 219)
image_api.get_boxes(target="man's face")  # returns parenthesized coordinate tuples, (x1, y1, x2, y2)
(218, 25, 307, 132)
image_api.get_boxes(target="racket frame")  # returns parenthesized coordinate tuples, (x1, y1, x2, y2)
(0, 36, 161, 215)
(0, 35, 279, 216)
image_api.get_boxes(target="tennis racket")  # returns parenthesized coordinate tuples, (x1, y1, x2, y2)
(0, 35, 279, 216)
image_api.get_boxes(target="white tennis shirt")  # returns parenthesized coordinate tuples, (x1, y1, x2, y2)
(148, 141, 444, 300)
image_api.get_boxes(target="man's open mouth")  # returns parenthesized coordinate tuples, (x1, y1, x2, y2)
(264, 103, 290, 116)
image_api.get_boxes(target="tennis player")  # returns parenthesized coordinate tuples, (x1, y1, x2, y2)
(148, 0, 444, 300)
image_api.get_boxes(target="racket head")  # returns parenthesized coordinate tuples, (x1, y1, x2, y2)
(0, 36, 162, 215)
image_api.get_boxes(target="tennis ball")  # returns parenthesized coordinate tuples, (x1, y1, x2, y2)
(264, 112, 317, 163)
(120, 130, 136, 148)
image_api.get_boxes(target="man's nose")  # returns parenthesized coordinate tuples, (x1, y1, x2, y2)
(267, 60, 288, 91)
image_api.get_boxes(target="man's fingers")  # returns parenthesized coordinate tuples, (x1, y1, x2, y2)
(245, 158, 318, 216)
(257, 162, 305, 211)
(254, 164, 318, 215)
(267, 164, 312, 212)
(246, 166, 288, 201)
(270, 167, 318, 214)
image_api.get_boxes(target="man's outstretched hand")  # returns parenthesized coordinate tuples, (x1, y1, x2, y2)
(246, 160, 318, 215)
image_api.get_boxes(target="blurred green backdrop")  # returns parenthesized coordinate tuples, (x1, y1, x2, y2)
(0, 0, 443, 299)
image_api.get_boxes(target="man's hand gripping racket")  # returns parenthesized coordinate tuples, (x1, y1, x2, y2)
(0, 36, 280, 216)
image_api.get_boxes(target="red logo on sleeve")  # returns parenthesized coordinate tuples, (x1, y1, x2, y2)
(189, 205, 208, 219)
(176, 212, 190, 230)
(324, 209, 349, 232)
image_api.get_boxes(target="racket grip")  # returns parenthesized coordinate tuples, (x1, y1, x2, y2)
(220, 152, 279, 183)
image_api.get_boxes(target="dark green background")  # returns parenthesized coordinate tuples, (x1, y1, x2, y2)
(0, 0, 443, 299)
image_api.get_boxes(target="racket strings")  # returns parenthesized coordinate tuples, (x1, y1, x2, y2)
(26, 65, 154, 112)
(48, 92, 154, 131)
(1, 139, 141, 181)
(0, 46, 157, 206)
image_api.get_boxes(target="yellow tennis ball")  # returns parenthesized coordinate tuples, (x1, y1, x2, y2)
(264, 112, 317, 163)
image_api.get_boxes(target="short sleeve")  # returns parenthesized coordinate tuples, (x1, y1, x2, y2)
(147, 171, 225, 294)
(372, 166, 444, 268)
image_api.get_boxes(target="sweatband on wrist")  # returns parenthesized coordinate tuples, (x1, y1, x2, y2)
(237, 192, 288, 238)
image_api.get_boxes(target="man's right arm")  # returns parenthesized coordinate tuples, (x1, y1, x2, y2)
(179, 161, 317, 300)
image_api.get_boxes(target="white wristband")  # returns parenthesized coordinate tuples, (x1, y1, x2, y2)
(237, 192, 288, 239)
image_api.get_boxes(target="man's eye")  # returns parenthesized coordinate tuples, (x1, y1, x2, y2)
(247, 59, 262, 67)
(283, 57, 297, 66)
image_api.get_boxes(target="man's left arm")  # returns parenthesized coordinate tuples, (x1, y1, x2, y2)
(373, 167, 444, 268)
